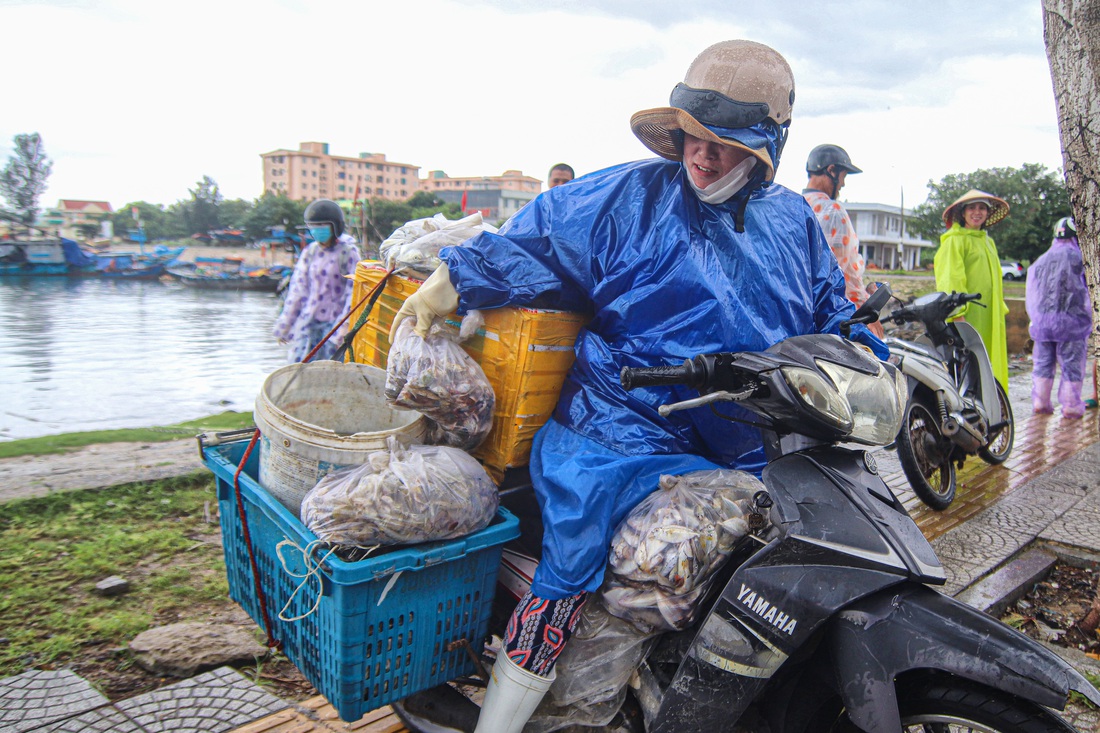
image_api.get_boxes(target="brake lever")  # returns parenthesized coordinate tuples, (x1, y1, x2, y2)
(657, 388, 753, 417)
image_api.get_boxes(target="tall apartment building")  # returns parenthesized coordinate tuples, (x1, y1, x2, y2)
(261, 142, 544, 224)
(261, 142, 421, 202)
(422, 169, 541, 221)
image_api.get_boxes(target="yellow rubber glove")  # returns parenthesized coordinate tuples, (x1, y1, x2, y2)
(389, 263, 460, 340)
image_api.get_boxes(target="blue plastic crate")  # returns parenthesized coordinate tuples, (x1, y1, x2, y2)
(201, 440, 520, 722)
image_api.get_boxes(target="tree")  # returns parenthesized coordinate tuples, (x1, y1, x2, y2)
(0, 133, 53, 226)
(111, 201, 184, 241)
(177, 175, 223, 235)
(908, 164, 1071, 262)
(1043, 0, 1100, 638)
(242, 192, 308, 241)
(218, 198, 253, 230)
(360, 193, 463, 249)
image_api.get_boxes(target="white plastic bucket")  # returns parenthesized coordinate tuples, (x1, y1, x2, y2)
(253, 361, 426, 517)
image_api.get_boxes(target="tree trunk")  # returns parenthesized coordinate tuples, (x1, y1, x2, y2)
(1042, 0, 1100, 635)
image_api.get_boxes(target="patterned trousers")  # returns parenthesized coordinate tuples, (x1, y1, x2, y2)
(503, 590, 588, 676)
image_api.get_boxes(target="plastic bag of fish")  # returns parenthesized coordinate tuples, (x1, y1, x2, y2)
(386, 317, 495, 451)
(527, 597, 660, 733)
(603, 469, 768, 632)
(380, 212, 497, 275)
(301, 435, 499, 547)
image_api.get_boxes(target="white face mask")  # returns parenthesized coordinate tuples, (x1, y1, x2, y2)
(684, 156, 758, 204)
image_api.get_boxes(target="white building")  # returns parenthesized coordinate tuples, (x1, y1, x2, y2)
(845, 202, 934, 271)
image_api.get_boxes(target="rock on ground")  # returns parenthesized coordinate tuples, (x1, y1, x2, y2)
(129, 622, 269, 678)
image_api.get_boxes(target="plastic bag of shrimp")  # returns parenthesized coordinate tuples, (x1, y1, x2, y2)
(602, 469, 768, 631)
(300, 435, 499, 548)
(386, 317, 495, 451)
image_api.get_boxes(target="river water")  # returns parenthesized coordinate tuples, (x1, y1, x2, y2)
(0, 276, 290, 441)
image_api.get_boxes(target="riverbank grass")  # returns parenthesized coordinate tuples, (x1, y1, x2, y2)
(0, 474, 228, 677)
(0, 410, 254, 459)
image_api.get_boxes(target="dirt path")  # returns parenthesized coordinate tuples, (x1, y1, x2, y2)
(0, 439, 206, 503)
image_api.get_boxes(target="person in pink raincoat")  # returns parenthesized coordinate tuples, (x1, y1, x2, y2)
(272, 199, 361, 362)
(1026, 217, 1094, 419)
(802, 143, 884, 338)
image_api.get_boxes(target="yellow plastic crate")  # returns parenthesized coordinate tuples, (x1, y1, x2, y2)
(347, 262, 586, 480)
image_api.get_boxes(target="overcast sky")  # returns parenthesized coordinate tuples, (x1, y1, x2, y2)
(1, 0, 1065, 213)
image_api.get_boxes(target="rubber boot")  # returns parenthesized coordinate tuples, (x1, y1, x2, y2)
(1059, 380, 1086, 419)
(473, 653, 555, 733)
(1032, 376, 1054, 414)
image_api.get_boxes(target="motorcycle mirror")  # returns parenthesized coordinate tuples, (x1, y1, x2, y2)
(839, 283, 893, 337)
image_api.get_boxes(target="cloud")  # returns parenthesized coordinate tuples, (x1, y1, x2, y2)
(0, 0, 1064, 212)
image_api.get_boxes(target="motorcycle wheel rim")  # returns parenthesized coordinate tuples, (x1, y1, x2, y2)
(903, 713, 1010, 732)
(908, 405, 952, 498)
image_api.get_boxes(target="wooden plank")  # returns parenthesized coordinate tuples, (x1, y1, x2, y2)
(229, 697, 408, 733)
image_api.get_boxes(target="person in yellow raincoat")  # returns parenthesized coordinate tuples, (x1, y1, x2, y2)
(933, 189, 1011, 388)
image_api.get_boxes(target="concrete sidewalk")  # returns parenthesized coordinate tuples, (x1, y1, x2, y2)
(2, 369, 1098, 733)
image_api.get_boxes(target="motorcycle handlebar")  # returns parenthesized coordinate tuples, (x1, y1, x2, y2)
(882, 291, 983, 324)
(620, 362, 695, 391)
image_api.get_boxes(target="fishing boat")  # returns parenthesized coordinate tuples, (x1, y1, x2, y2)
(210, 228, 248, 244)
(0, 234, 181, 278)
(166, 256, 291, 292)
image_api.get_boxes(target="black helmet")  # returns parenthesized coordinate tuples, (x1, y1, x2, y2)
(1053, 216, 1076, 239)
(806, 144, 862, 175)
(304, 199, 345, 238)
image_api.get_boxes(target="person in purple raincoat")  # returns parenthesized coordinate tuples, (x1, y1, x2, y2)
(272, 199, 361, 362)
(1025, 217, 1093, 419)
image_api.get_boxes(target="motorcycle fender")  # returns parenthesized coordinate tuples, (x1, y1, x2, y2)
(828, 584, 1100, 732)
(954, 320, 1003, 424)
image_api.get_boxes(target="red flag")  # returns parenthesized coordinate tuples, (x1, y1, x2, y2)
(353, 182, 360, 203)
(461, 190, 468, 213)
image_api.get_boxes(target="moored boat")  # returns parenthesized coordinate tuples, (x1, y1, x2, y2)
(166, 257, 291, 292)
(0, 235, 181, 278)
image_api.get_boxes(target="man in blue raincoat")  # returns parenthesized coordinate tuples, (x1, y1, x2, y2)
(392, 39, 886, 733)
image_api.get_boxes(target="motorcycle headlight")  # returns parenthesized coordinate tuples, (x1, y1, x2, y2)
(780, 366, 853, 432)
(815, 359, 907, 445)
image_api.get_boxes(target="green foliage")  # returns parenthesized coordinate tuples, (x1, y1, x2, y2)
(361, 194, 463, 248)
(178, 175, 223, 235)
(909, 164, 1071, 262)
(0, 475, 224, 675)
(243, 192, 308, 240)
(218, 198, 253, 230)
(0, 133, 53, 225)
(111, 201, 186, 241)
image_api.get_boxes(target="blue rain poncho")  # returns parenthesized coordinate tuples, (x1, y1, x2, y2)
(1025, 235, 1093, 343)
(440, 158, 885, 598)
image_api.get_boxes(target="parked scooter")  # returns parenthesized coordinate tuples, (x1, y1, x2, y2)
(881, 291, 1015, 510)
(393, 287, 1096, 732)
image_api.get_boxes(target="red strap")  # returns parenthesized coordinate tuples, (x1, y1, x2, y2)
(232, 428, 282, 650)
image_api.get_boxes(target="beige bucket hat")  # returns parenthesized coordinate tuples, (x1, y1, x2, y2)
(630, 40, 795, 182)
(942, 189, 1010, 228)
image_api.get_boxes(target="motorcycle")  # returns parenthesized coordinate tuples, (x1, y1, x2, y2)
(881, 291, 1015, 510)
(393, 286, 1097, 732)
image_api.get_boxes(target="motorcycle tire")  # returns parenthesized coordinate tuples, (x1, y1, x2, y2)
(978, 380, 1014, 465)
(892, 677, 1077, 733)
(809, 677, 1076, 733)
(896, 397, 957, 510)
